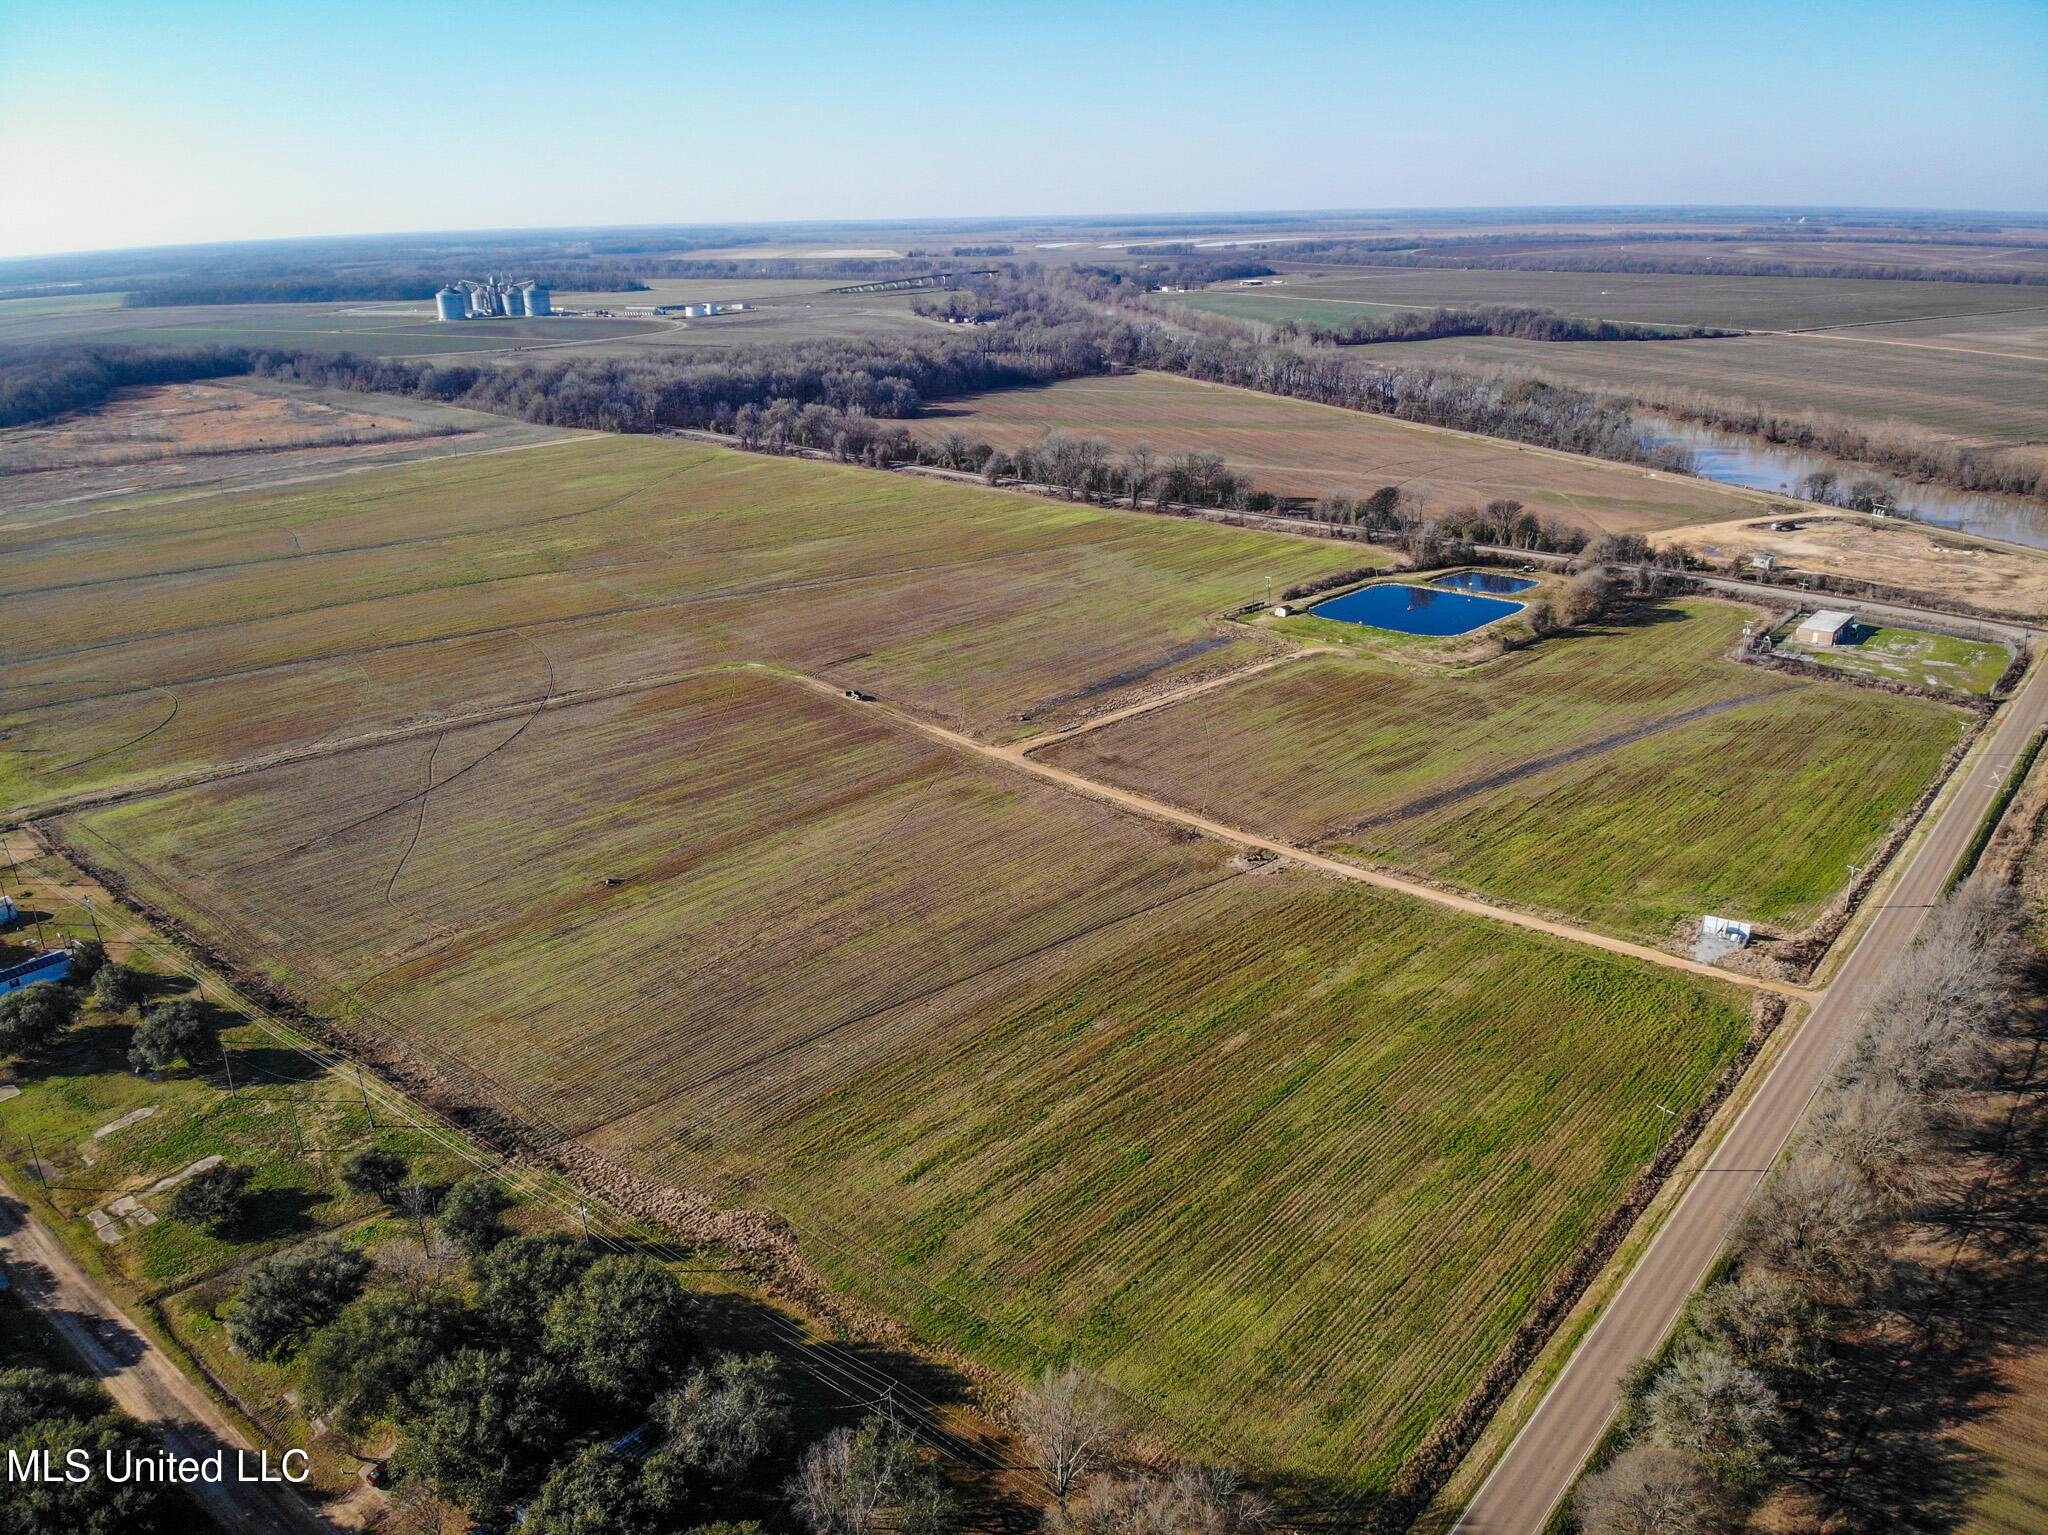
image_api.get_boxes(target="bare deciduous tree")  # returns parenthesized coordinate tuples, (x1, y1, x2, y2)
(1642, 1346, 1784, 1492)
(1734, 1155, 1893, 1307)
(1576, 1445, 1741, 1535)
(1016, 1367, 1121, 1512)
(1050, 1463, 1270, 1535)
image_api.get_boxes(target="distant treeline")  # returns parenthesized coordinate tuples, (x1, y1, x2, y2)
(122, 269, 654, 307)
(230, 276, 1690, 475)
(3, 279, 1692, 487)
(1282, 244, 2048, 285)
(0, 344, 255, 429)
(1213, 303, 1732, 345)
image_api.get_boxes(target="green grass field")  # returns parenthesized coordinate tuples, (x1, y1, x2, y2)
(1043, 600, 1966, 941)
(56, 670, 1752, 1491)
(1773, 621, 2009, 696)
(5, 434, 1896, 1493)
(0, 435, 1373, 810)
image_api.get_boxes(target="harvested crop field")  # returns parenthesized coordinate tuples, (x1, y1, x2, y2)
(1191, 269, 2047, 331)
(0, 434, 1373, 809)
(1351, 332, 2048, 446)
(1041, 600, 1967, 942)
(911, 372, 1764, 535)
(0, 379, 563, 513)
(55, 665, 1753, 1490)
(1964, 1348, 2048, 1534)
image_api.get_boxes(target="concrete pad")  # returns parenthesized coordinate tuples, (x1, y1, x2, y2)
(93, 1105, 158, 1139)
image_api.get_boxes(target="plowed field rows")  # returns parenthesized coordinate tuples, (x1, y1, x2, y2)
(0, 435, 1370, 807)
(909, 372, 1762, 535)
(1355, 332, 2048, 446)
(1041, 600, 1966, 941)
(59, 669, 1750, 1491)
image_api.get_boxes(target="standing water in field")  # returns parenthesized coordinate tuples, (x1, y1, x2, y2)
(1635, 414, 2048, 550)
(1435, 571, 1538, 595)
(1312, 583, 1523, 636)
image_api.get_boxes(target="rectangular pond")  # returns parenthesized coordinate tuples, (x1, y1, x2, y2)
(1311, 583, 1524, 636)
(1435, 571, 1538, 595)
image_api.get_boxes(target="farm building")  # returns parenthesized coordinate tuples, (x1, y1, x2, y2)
(1794, 610, 1857, 646)
(0, 948, 71, 994)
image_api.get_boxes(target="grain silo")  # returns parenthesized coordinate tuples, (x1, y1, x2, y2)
(525, 284, 552, 316)
(434, 287, 467, 322)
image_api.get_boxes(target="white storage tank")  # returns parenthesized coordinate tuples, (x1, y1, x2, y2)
(434, 287, 466, 322)
(525, 284, 551, 316)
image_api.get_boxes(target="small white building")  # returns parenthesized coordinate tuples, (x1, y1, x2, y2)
(1794, 609, 1857, 646)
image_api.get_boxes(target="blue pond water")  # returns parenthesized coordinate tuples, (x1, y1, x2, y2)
(1312, 583, 1523, 636)
(1435, 570, 1537, 595)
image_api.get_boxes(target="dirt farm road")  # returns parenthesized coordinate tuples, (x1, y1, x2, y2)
(1450, 654, 2048, 1533)
(0, 1182, 336, 1535)
(768, 666, 1811, 999)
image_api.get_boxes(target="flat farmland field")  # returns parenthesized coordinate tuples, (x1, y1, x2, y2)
(1041, 600, 1966, 942)
(1, 286, 944, 361)
(1349, 332, 2048, 446)
(911, 372, 1765, 534)
(1964, 1349, 2048, 1534)
(58, 667, 1752, 1491)
(1809, 304, 2048, 362)
(0, 299, 668, 357)
(1245, 269, 2048, 330)
(0, 435, 1372, 809)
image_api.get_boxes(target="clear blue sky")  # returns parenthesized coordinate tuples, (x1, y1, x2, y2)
(3, 0, 2043, 258)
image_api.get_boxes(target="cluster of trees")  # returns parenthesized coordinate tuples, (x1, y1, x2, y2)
(222, 1150, 984, 1535)
(1576, 878, 2041, 1533)
(1433, 497, 1591, 553)
(1252, 305, 1729, 346)
(0, 344, 256, 429)
(227, 1217, 810, 1533)
(0, 939, 219, 1074)
(1010, 1367, 1272, 1535)
(0, 1367, 186, 1532)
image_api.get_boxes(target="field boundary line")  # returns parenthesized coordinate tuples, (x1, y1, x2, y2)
(756, 665, 1811, 998)
(8, 832, 1008, 1477)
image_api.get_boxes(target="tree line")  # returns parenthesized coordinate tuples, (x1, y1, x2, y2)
(1575, 878, 2046, 1534)
(1247, 304, 1731, 346)
(121, 268, 655, 307)
(0, 344, 256, 429)
(1278, 244, 2048, 287)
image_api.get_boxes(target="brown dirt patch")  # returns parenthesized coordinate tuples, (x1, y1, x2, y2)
(1651, 514, 2048, 619)
(907, 371, 1767, 537)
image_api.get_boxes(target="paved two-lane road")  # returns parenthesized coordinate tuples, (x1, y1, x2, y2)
(1453, 657, 2048, 1533)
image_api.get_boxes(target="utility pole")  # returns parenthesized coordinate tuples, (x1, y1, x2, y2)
(357, 1066, 377, 1133)
(81, 897, 101, 944)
